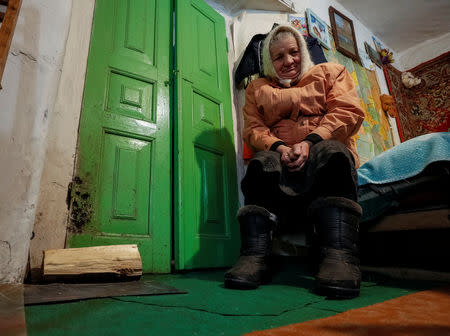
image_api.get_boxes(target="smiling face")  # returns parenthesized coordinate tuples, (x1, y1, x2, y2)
(269, 33, 302, 80)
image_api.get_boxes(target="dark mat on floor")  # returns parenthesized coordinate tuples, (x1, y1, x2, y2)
(24, 280, 186, 305)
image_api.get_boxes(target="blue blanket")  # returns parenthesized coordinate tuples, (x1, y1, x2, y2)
(357, 132, 450, 186)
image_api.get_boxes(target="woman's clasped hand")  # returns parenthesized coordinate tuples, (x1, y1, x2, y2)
(277, 141, 312, 171)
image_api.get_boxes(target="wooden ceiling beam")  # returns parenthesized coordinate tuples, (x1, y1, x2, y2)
(0, 0, 22, 89)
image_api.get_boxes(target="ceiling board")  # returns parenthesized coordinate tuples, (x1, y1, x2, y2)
(336, 0, 450, 52)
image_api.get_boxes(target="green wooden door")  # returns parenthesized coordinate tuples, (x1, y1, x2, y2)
(174, 0, 240, 269)
(68, 0, 172, 273)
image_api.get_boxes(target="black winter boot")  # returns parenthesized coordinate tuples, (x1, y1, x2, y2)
(308, 197, 362, 299)
(224, 205, 277, 290)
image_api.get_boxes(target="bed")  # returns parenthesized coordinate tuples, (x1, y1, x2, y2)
(274, 132, 450, 271)
(357, 132, 449, 271)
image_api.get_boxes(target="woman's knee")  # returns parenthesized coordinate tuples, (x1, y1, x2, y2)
(311, 140, 349, 155)
(310, 140, 355, 167)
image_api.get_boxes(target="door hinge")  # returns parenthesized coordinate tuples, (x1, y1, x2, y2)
(164, 69, 179, 87)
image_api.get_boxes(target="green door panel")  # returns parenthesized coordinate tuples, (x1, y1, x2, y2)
(68, 0, 172, 273)
(98, 134, 151, 235)
(174, 0, 240, 269)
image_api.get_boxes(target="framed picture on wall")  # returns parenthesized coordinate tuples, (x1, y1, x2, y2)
(329, 6, 360, 62)
(359, 47, 375, 70)
(305, 9, 331, 49)
(372, 35, 384, 53)
(289, 15, 308, 36)
(364, 42, 382, 68)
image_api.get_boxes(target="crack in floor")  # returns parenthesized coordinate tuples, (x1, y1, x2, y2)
(110, 297, 328, 317)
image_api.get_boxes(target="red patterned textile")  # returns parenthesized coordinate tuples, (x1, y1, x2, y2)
(383, 52, 450, 141)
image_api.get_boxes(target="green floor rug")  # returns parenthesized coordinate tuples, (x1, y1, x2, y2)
(25, 262, 439, 336)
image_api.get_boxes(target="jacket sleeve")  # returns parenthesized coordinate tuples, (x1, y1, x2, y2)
(242, 81, 282, 151)
(309, 65, 364, 142)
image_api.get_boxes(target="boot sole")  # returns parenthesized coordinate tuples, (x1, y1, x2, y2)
(224, 274, 271, 290)
(224, 278, 260, 290)
(315, 282, 360, 299)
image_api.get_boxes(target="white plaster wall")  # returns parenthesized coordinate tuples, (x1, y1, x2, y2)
(0, 0, 72, 283)
(29, 0, 95, 278)
(397, 32, 450, 71)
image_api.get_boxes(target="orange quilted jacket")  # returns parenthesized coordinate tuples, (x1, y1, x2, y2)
(243, 63, 365, 167)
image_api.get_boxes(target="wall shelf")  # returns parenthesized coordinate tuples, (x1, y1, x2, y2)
(211, 0, 296, 15)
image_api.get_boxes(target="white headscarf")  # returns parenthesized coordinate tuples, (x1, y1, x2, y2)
(262, 24, 315, 84)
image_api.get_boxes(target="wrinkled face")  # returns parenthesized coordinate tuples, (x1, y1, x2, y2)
(270, 35, 302, 79)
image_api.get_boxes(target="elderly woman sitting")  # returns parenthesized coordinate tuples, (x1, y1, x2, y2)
(224, 25, 365, 299)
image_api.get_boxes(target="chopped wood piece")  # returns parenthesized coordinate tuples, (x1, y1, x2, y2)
(43, 244, 142, 281)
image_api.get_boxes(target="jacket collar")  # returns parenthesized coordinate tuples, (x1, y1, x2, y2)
(268, 78, 301, 88)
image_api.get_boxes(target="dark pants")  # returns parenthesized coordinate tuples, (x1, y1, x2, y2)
(241, 140, 358, 233)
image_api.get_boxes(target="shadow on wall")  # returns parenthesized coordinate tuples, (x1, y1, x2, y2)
(187, 127, 240, 269)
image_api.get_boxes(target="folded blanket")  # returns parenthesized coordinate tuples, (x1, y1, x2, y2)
(357, 132, 450, 186)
